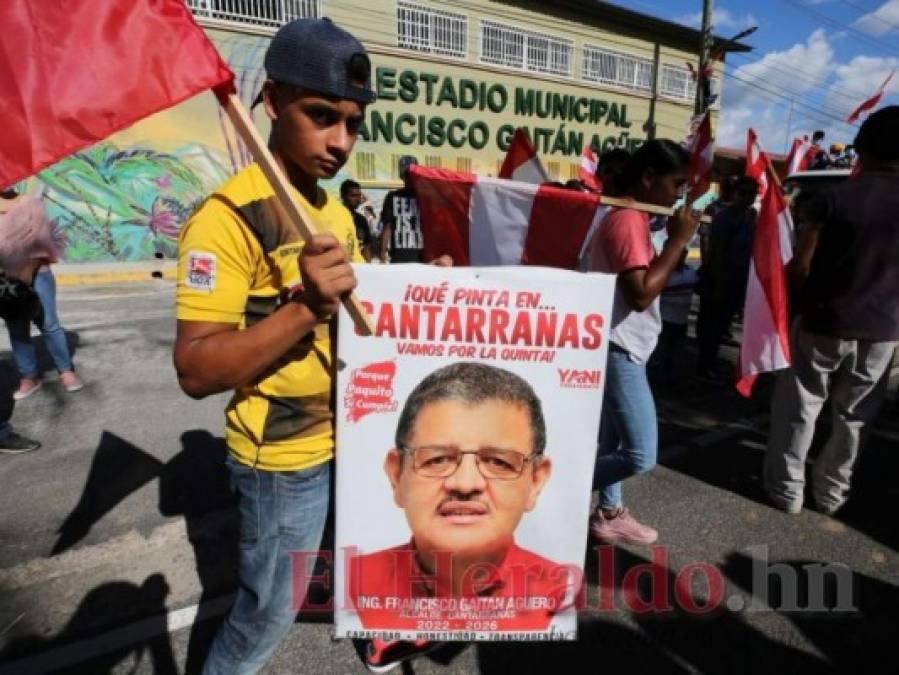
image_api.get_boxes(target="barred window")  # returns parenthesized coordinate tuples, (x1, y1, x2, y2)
(546, 161, 561, 180)
(456, 157, 472, 173)
(481, 21, 572, 76)
(355, 152, 375, 181)
(391, 154, 405, 180)
(425, 155, 442, 168)
(568, 163, 580, 180)
(397, 2, 467, 59)
(660, 64, 696, 101)
(186, 0, 320, 28)
(582, 45, 653, 92)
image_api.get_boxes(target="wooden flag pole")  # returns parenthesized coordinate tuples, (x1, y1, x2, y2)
(599, 195, 712, 223)
(222, 93, 374, 336)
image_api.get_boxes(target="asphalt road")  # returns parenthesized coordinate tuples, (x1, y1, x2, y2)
(0, 280, 896, 674)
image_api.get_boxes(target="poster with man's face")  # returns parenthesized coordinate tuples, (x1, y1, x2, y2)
(335, 264, 615, 641)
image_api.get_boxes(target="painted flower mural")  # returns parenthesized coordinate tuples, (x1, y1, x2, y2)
(37, 143, 229, 262)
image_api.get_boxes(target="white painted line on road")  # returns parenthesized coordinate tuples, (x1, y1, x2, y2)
(0, 597, 233, 675)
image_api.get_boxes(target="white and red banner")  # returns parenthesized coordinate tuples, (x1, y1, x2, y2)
(498, 128, 550, 184)
(410, 166, 605, 269)
(745, 129, 770, 200)
(685, 111, 714, 203)
(335, 264, 615, 641)
(785, 138, 819, 175)
(736, 170, 793, 396)
(847, 69, 895, 124)
(579, 146, 600, 191)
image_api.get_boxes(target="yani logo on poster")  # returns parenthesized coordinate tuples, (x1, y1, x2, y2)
(558, 368, 602, 389)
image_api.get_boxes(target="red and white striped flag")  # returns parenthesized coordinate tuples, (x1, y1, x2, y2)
(410, 166, 602, 269)
(498, 128, 550, 184)
(745, 128, 770, 200)
(579, 146, 600, 191)
(735, 168, 793, 396)
(847, 70, 895, 124)
(785, 138, 819, 175)
(685, 111, 714, 203)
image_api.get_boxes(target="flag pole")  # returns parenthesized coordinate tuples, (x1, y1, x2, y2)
(221, 93, 374, 336)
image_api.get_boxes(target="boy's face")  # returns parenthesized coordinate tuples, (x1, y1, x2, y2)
(265, 84, 365, 181)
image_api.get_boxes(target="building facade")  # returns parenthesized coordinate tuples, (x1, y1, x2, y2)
(30, 0, 740, 262)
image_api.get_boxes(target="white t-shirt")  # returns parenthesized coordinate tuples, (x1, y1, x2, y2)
(586, 208, 661, 364)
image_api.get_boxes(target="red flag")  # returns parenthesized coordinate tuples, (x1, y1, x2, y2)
(785, 138, 819, 175)
(686, 111, 713, 203)
(0, 0, 234, 187)
(745, 129, 770, 200)
(498, 129, 550, 184)
(579, 146, 600, 191)
(411, 166, 601, 269)
(736, 166, 793, 396)
(847, 70, 895, 124)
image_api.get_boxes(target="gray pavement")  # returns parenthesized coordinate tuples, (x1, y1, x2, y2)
(0, 280, 896, 674)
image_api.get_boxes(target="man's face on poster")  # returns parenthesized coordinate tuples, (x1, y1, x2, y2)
(385, 399, 552, 562)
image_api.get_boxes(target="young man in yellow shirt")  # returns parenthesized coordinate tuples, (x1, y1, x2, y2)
(174, 18, 371, 674)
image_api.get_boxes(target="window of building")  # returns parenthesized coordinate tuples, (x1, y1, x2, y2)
(546, 160, 561, 180)
(456, 157, 472, 173)
(582, 45, 653, 93)
(355, 152, 375, 181)
(186, 0, 321, 28)
(568, 164, 580, 180)
(425, 155, 443, 168)
(397, 2, 467, 59)
(391, 154, 405, 180)
(660, 64, 696, 102)
(480, 21, 572, 76)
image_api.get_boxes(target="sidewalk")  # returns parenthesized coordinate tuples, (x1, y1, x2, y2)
(53, 261, 176, 286)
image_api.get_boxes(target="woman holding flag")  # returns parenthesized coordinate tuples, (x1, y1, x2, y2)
(585, 140, 700, 545)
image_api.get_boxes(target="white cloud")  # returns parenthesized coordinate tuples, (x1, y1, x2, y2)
(828, 55, 899, 115)
(724, 29, 835, 110)
(675, 8, 758, 32)
(853, 0, 899, 37)
(716, 30, 852, 152)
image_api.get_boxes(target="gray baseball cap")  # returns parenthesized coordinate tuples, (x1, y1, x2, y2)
(256, 18, 376, 105)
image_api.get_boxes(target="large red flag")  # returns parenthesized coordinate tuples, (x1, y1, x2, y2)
(0, 0, 234, 187)
(685, 111, 713, 203)
(736, 166, 793, 397)
(498, 129, 550, 184)
(745, 128, 770, 200)
(847, 70, 894, 124)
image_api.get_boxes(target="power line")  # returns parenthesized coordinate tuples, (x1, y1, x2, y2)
(783, 0, 899, 59)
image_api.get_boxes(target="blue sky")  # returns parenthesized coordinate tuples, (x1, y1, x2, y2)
(611, 0, 899, 152)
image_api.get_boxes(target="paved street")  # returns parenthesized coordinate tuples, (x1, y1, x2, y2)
(0, 279, 897, 674)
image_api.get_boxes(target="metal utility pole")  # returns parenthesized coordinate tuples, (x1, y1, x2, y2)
(694, 0, 714, 115)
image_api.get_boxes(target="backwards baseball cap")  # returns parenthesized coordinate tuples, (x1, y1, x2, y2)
(398, 155, 419, 176)
(254, 18, 376, 106)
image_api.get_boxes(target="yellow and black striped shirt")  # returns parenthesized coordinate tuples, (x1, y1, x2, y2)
(176, 163, 362, 471)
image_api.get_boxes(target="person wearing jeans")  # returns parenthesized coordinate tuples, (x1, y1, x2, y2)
(0, 419, 41, 454)
(585, 140, 698, 546)
(6, 266, 82, 400)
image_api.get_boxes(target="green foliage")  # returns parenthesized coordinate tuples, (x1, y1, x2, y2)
(38, 142, 228, 262)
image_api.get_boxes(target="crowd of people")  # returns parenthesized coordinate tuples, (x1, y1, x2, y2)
(1, 15, 896, 675)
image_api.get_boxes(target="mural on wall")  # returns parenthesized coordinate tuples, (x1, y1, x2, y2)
(24, 29, 269, 263)
(38, 143, 230, 262)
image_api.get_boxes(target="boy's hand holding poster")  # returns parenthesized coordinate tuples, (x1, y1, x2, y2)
(335, 264, 615, 641)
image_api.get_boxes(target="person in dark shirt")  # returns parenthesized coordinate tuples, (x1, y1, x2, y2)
(380, 155, 423, 264)
(696, 176, 758, 378)
(765, 106, 899, 516)
(340, 179, 372, 262)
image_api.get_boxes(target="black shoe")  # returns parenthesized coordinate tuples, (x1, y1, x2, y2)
(0, 432, 41, 454)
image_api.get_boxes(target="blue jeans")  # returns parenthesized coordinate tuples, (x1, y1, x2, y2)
(0, 421, 10, 440)
(203, 456, 331, 675)
(593, 346, 659, 509)
(5, 268, 72, 377)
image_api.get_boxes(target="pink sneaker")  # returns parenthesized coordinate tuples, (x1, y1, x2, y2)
(60, 371, 83, 393)
(591, 507, 658, 545)
(364, 639, 441, 673)
(13, 377, 42, 401)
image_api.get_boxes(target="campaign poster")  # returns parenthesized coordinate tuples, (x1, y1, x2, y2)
(335, 264, 615, 642)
